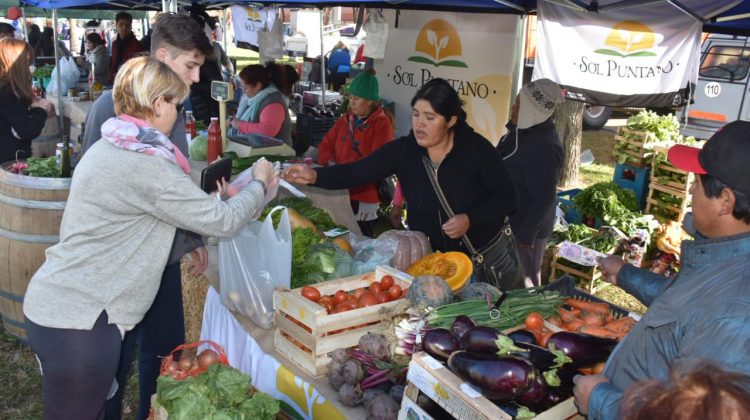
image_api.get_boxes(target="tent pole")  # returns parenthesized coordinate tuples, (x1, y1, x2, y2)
(319, 8, 326, 111)
(52, 9, 70, 177)
(21, 8, 29, 43)
(222, 8, 228, 54)
(511, 14, 528, 97)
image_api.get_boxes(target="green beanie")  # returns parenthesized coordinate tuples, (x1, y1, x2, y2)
(347, 72, 379, 101)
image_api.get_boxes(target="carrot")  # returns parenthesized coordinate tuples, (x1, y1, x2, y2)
(578, 367, 595, 375)
(579, 325, 620, 339)
(581, 312, 606, 327)
(565, 298, 611, 315)
(546, 316, 563, 327)
(563, 318, 585, 332)
(538, 330, 553, 348)
(557, 307, 577, 323)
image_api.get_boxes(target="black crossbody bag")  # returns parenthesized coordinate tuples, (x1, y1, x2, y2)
(422, 157, 524, 290)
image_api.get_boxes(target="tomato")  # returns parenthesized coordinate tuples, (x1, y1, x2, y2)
(376, 291, 391, 304)
(369, 282, 382, 294)
(352, 288, 368, 300)
(359, 293, 378, 306)
(387, 285, 402, 300)
(301, 286, 321, 302)
(380, 275, 394, 290)
(319, 295, 333, 306)
(525, 312, 545, 331)
(401, 287, 408, 298)
(334, 290, 349, 304)
(332, 304, 349, 313)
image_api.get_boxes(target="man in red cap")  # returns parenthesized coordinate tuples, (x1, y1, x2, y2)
(573, 120, 750, 419)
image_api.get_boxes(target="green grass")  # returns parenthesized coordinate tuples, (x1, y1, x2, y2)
(579, 129, 616, 187)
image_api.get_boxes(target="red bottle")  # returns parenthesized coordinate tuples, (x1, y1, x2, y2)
(207, 117, 222, 163)
(184, 110, 197, 140)
(32, 80, 42, 99)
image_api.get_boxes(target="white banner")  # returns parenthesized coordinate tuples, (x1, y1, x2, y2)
(375, 10, 519, 141)
(230, 6, 277, 48)
(533, 0, 701, 107)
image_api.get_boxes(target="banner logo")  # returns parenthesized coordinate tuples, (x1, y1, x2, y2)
(408, 19, 468, 68)
(243, 7, 262, 21)
(595, 21, 657, 58)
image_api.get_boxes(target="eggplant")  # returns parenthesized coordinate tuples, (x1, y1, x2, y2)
(547, 331, 617, 367)
(422, 328, 460, 361)
(459, 326, 525, 355)
(447, 351, 536, 401)
(512, 342, 557, 370)
(450, 315, 476, 341)
(517, 369, 549, 406)
(508, 329, 537, 345)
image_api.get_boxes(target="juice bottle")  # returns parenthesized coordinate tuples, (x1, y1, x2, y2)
(184, 110, 197, 140)
(32, 80, 42, 99)
(207, 117, 222, 163)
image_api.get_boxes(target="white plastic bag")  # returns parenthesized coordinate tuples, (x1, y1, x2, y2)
(47, 57, 80, 96)
(363, 10, 388, 59)
(219, 206, 291, 329)
(258, 14, 284, 64)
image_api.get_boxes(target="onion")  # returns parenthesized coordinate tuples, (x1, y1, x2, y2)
(178, 355, 196, 371)
(197, 349, 220, 369)
(163, 360, 180, 376)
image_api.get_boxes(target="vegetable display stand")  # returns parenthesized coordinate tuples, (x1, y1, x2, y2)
(0, 163, 70, 343)
(399, 352, 577, 420)
(613, 127, 656, 168)
(548, 232, 617, 293)
(645, 182, 690, 224)
(613, 163, 650, 209)
(650, 146, 694, 193)
(542, 276, 631, 319)
(556, 189, 582, 224)
(273, 265, 412, 377)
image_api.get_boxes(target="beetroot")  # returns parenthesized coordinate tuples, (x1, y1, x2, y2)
(358, 333, 389, 360)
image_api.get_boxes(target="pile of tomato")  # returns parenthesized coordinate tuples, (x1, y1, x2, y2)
(300, 275, 407, 314)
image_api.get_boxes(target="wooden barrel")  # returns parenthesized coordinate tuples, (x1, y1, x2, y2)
(0, 162, 69, 342)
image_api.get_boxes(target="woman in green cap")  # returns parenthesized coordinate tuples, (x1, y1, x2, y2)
(317, 70, 395, 236)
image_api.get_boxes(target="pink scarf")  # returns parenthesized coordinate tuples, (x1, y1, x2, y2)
(100, 115, 191, 175)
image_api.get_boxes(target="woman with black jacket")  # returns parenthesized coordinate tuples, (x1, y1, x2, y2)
(0, 38, 55, 164)
(284, 78, 517, 254)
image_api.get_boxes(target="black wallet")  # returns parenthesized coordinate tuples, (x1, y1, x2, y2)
(200, 158, 232, 194)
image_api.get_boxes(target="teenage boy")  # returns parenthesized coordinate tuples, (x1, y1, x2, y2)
(107, 12, 146, 84)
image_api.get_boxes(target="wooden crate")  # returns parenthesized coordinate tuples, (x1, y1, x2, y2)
(548, 228, 616, 293)
(400, 352, 579, 420)
(613, 127, 656, 167)
(645, 182, 690, 223)
(273, 265, 412, 377)
(650, 146, 694, 193)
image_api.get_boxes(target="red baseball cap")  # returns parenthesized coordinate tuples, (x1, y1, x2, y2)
(667, 121, 750, 194)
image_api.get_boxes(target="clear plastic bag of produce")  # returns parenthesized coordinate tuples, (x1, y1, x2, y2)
(348, 233, 399, 275)
(219, 206, 291, 329)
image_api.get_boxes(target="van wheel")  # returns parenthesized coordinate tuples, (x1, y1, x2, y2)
(583, 105, 613, 130)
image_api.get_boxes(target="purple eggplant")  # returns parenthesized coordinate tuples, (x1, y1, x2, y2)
(508, 329, 537, 345)
(450, 315, 476, 341)
(517, 369, 549, 406)
(422, 328, 460, 361)
(459, 326, 525, 355)
(547, 331, 617, 367)
(447, 351, 536, 401)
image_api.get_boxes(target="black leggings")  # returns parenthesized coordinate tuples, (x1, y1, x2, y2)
(27, 310, 122, 420)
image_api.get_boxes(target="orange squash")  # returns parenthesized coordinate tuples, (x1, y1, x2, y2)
(332, 237, 352, 254)
(406, 252, 473, 291)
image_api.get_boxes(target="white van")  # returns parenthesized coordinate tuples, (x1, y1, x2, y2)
(677, 34, 750, 139)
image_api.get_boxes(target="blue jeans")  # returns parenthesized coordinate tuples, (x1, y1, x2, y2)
(105, 262, 185, 420)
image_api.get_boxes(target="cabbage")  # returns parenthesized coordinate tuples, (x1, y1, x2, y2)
(189, 135, 208, 160)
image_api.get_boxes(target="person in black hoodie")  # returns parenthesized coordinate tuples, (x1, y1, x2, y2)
(284, 78, 516, 254)
(497, 79, 565, 287)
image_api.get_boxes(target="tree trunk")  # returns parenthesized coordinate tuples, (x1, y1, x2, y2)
(69, 19, 81, 57)
(554, 100, 585, 189)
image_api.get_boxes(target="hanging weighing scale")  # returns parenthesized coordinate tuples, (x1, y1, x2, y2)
(211, 80, 295, 157)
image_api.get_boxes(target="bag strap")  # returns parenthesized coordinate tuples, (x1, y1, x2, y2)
(421, 156, 478, 255)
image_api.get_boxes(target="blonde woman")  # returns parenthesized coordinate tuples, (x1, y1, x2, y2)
(0, 38, 55, 163)
(23, 56, 277, 418)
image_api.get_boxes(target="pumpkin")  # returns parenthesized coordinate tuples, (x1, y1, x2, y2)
(457, 282, 502, 302)
(377, 230, 433, 271)
(406, 252, 473, 292)
(406, 275, 454, 308)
